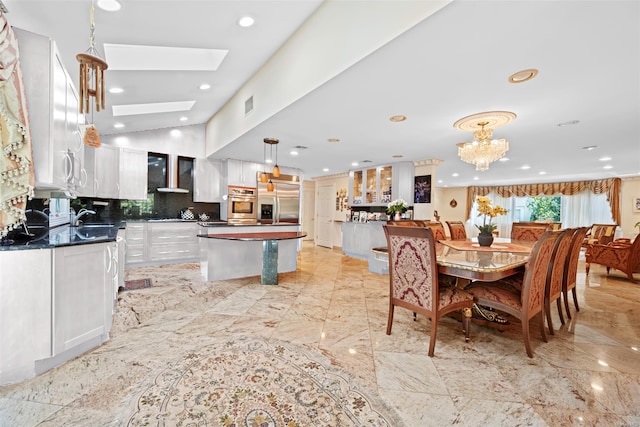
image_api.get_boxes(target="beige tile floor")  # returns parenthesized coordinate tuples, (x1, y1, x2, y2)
(1, 242, 639, 426)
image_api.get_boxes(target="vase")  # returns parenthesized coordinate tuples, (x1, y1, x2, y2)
(477, 233, 494, 247)
(394, 212, 401, 221)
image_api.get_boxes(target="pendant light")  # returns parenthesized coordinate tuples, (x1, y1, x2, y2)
(263, 138, 279, 191)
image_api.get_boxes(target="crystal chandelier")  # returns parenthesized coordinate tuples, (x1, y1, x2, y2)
(456, 122, 509, 171)
(453, 111, 516, 171)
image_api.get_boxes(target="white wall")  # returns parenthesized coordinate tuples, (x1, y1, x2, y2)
(100, 124, 206, 158)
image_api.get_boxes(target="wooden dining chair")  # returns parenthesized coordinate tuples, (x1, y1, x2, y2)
(464, 230, 561, 357)
(418, 220, 447, 241)
(544, 228, 575, 334)
(383, 225, 474, 357)
(562, 227, 590, 318)
(510, 222, 551, 242)
(445, 221, 467, 240)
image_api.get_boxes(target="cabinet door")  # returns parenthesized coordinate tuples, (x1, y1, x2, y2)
(94, 145, 120, 198)
(350, 170, 363, 206)
(52, 53, 72, 189)
(53, 244, 107, 355)
(194, 158, 222, 202)
(119, 148, 148, 200)
(379, 166, 392, 204)
(226, 159, 258, 187)
(365, 167, 378, 204)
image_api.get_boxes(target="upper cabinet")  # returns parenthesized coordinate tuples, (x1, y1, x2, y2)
(119, 148, 148, 200)
(15, 28, 84, 194)
(349, 162, 414, 207)
(225, 159, 259, 189)
(194, 158, 223, 202)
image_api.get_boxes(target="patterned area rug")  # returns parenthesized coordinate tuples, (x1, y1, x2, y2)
(127, 336, 404, 427)
(122, 278, 153, 291)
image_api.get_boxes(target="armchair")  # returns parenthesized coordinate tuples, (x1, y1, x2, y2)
(585, 237, 640, 283)
(582, 223, 617, 249)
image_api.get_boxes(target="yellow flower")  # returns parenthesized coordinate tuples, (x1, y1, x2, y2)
(475, 198, 508, 234)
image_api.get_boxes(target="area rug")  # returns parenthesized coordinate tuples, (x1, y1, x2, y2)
(127, 336, 405, 427)
(122, 278, 153, 291)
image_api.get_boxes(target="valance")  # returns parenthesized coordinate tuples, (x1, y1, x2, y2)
(465, 178, 621, 224)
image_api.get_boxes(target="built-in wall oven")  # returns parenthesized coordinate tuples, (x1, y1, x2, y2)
(227, 185, 257, 225)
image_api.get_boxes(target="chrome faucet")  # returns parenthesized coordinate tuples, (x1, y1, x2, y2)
(72, 208, 96, 226)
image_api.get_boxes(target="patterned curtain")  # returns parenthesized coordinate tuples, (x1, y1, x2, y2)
(0, 11, 34, 236)
(465, 178, 621, 224)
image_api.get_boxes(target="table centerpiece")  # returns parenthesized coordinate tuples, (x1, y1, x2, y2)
(475, 196, 508, 247)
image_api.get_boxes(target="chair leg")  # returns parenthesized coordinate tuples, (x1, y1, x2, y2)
(571, 287, 580, 312)
(556, 297, 565, 325)
(585, 262, 590, 276)
(545, 299, 554, 335)
(462, 307, 472, 342)
(564, 290, 572, 319)
(386, 304, 395, 335)
(522, 318, 533, 358)
(413, 312, 417, 321)
(539, 312, 547, 343)
(428, 319, 438, 357)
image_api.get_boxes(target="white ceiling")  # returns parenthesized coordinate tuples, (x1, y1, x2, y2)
(4, 0, 640, 188)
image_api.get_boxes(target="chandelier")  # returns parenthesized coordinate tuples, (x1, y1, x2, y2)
(453, 111, 516, 171)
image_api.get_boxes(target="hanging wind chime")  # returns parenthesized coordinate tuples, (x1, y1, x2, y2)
(76, 0, 108, 148)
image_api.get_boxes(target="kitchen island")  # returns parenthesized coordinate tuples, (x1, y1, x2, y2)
(198, 223, 303, 283)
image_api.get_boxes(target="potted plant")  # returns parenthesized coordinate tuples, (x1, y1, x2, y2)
(387, 198, 408, 221)
(475, 196, 508, 247)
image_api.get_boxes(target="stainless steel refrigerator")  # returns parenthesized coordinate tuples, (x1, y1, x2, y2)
(257, 174, 301, 224)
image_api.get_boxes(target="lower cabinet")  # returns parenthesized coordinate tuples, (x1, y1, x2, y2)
(148, 222, 199, 262)
(0, 241, 117, 386)
(125, 221, 200, 267)
(53, 243, 113, 355)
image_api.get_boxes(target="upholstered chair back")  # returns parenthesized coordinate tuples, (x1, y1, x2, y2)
(511, 223, 551, 242)
(446, 221, 467, 240)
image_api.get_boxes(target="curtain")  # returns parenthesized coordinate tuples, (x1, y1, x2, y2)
(465, 178, 621, 225)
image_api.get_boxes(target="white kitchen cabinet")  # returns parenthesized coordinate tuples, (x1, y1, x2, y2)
(147, 222, 200, 263)
(349, 161, 414, 207)
(225, 159, 259, 189)
(15, 28, 83, 193)
(0, 250, 52, 385)
(53, 243, 109, 355)
(125, 222, 147, 266)
(119, 148, 148, 200)
(93, 144, 120, 198)
(194, 158, 223, 202)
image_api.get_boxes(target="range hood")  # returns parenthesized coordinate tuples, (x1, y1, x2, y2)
(156, 154, 189, 193)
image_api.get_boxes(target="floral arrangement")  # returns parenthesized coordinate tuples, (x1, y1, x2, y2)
(475, 196, 508, 235)
(387, 198, 408, 214)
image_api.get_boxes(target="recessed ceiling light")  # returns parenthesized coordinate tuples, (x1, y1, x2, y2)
(599, 156, 612, 161)
(109, 87, 124, 94)
(179, 116, 188, 122)
(351, 162, 358, 166)
(437, 180, 443, 184)
(97, 0, 121, 12)
(603, 165, 613, 170)
(539, 171, 547, 175)
(559, 120, 580, 127)
(104, 43, 228, 71)
(508, 68, 539, 83)
(582, 145, 598, 151)
(452, 173, 459, 177)
(389, 115, 407, 122)
(290, 150, 299, 156)
(327, 138, 340, 143)
(238, 16, 255, 27)
(170, 129, 181, 137)
(199, 83, 211, 90)
(112, 100, 195, 116)
(498, 157, 509, 162)
(473, 176, 479, 181)
(521, 165, 531, 170)
(113, 123, 125, 128)
(322, 168, 329, 172)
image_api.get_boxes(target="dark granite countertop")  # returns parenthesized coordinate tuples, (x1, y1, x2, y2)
(0, 223, 123, 251)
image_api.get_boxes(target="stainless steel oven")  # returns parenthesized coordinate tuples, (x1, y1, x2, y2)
(227, 185, 258, 225)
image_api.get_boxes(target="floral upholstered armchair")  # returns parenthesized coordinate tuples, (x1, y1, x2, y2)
(585, 236, 640, 283)
(582, 224, 617, 249)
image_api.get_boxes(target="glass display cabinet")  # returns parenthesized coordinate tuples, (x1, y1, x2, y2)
(348, 162, 414, 207)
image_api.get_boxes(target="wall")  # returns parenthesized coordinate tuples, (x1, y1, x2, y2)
(621, 177, 640, 238)
(412, 159, 442, 220)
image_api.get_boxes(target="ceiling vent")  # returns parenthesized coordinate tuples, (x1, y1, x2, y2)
(244, 95, 254, 116)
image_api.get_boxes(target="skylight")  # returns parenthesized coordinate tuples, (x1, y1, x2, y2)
(104, 43, 228, 71)
(112, 101, 196, 116)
